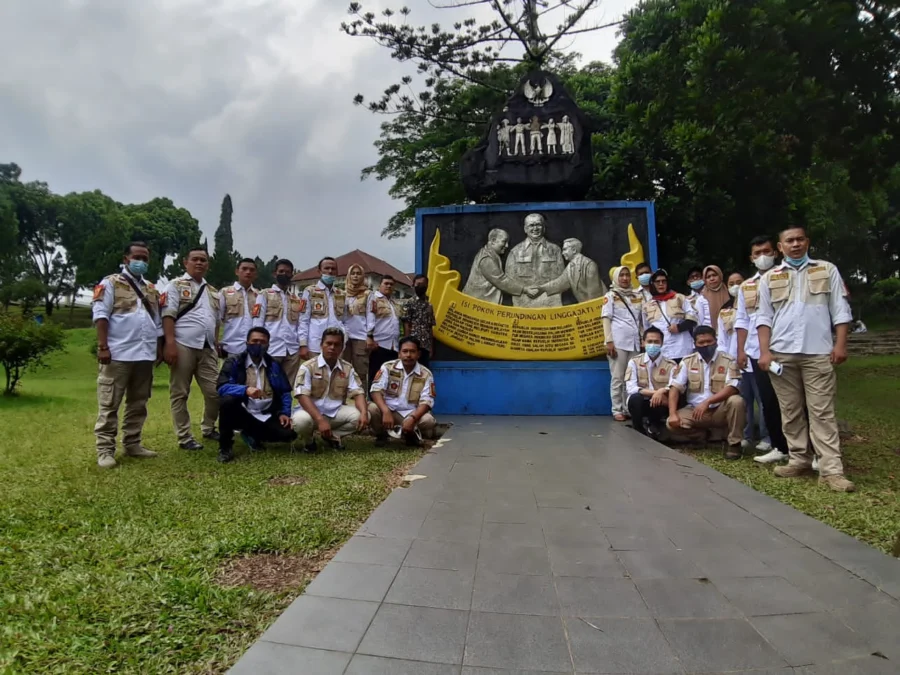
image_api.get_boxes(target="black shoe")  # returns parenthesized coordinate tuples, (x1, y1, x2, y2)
(180, 439, 203, 450)
(646, 421, 663, 440)
(218, 449, 235, 463)
(328, 438, 345, 450)
(724, 444, 742, 460)
(404, 433, 422, 448)
(303, 440, 319, 453)
(203, 431, 221, 441)
(374, 434, 388, 448)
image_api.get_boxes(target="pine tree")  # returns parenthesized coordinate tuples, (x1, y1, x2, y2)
(208, 194, 237, 286)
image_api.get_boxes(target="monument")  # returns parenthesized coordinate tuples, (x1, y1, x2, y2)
(418, 71, 657, 415)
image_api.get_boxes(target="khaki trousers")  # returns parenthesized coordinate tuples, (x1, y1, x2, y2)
(343, 339, 370, 391)
(169, 343, 219, 443)
(769, 352, 844, 476)
(607, 348, 636, 416)
(291, 404, 361, 442)
(273, 352, 301, 390)
(367, 402, 436, 438)
(676, 394, 746, 446)
(94, 360, 154, 457)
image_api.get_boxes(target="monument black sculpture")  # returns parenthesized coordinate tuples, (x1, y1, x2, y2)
(460, 70, 593, 203)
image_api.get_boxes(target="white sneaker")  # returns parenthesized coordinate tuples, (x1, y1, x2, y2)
(754, 449, 788, 464)
(741, 440, 750, 449)
(756, 440, 772, 452)
(97, 454, 118, 469)
(812, 456, 819, 472)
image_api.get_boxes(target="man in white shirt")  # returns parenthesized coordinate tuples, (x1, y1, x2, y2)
(91, 241, 163, 468)
(292, 327, 368, 452)
(252, 259, 303, 387)
(366, 275, 401, 386)
(635, 262, 654, 302)
(218, 258, 259, 358)
(161, 247, 220, 450)
(298, 257, 347, 361)
(667, 326, 745, 459)
(625, 327, 677, 438)
(216, 327, 297, 463)
(735, 235, 790, 464)
(369, 337, 436, 446)
(757, 225, 855, 492)
(685, 267, 712, 327)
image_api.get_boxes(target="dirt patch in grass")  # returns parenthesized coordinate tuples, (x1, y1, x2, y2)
(267, 475, 308, 487)
(215, 550, 336, 594)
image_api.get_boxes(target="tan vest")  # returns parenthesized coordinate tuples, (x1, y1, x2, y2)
(173, 279, 219, 315)
(223, 286, 258, 320)
(371, 294, 399, 319)
(719, 307, 736, 334)
(309, 286, 346, 319)
(765, 262, 834, 306)
(246, 362, 273, 398)
(263, 289, 302, 324)
(346, 290, 370, 317)
(383, 360, 431, 404)
(632, 354, 676, 390)
(643, 294, 687, 323)
(682, 352, 735, 395)
(104, 274, 159, 316)
(303, 358, 352, 401)
(740, 278, 760, 312)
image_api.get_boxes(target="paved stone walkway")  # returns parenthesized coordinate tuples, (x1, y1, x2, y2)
(230, 417, 900, 674)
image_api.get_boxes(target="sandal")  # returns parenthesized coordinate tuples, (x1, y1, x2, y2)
(613, 413, 627, 422)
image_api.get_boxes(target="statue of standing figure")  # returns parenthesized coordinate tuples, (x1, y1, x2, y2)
(529, 116, 543, 155)
(497, 119, 511, 156)
(542, 118, 558, 154)
(559, 115, 575, 154)
(512, 117, 528, 156)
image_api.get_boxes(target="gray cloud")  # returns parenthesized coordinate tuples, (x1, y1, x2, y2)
(0, 0, 636, 275)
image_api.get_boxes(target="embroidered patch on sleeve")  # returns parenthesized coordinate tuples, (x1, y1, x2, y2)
(251, 303, 261, 318)
(92, 284, 105, 302)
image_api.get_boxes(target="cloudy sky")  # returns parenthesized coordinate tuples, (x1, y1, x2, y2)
(0, 0, 638, 275)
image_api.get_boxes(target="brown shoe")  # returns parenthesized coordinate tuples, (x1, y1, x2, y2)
(819, 474, 856, 493)
(773, 464, 814, 478)
(125, 446, 158, 458)
(724, 444, 742, 460)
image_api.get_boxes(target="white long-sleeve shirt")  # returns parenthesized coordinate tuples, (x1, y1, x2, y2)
(641, 294, 696, 360)
(756, 260, 851, 355)
(367, 291, 400, 351)
(601, 290, 642, 352)
(252, 286, 301, 357)
(734, 273, 763, 360)
(219, 282, 258, 356)
(91, 268, 162, 361)
(687, 291, 711, 327)
(297, 280, 347, 350)
(161, 274, 218, 349)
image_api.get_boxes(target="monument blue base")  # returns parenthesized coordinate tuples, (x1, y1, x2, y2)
(431, 361, 611, 416)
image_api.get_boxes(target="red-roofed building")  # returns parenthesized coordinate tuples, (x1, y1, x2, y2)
(290, 250, 414, 299)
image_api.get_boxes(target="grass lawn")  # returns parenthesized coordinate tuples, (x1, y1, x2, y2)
(0, 328, 423, 674)
(686, 354, 900, 554)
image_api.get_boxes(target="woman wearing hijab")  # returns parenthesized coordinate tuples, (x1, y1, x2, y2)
(342, 264, 371, 386)
(641, 269, 696, 362)
(602, 266, 644, 421)
(701, 265, 731, 327)
(718, 271, 771, 452)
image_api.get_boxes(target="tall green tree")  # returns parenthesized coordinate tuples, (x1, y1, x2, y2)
(208, 194, 239, 287)
(125, 198, 202, 281)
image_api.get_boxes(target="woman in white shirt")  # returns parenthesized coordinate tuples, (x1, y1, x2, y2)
(342, 264, 371, 386)
(717, 271, 770, 450)
(602, 266, 643, 421)
(641, 270, 696, 362)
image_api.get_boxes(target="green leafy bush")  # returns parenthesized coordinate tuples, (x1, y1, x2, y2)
(870, 278, 900, 313)
(0, 313, 66, 394)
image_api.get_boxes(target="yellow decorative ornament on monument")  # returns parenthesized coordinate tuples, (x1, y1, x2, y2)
(426, 224, 645, 361)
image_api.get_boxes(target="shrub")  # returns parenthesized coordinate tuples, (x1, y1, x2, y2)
(870, 277, 900, 313)
(0, 313, 66, 395)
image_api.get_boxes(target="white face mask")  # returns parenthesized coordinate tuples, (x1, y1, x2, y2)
(754, 254, 775, 271)
(728, 285, 740, 297)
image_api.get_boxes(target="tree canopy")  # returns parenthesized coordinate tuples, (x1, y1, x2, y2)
(349, 0, 900, 282)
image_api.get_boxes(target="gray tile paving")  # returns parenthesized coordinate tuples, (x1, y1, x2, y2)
(229, 417, 900, 674)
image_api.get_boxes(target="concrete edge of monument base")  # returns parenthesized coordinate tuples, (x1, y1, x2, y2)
(431, 360, 611, 415)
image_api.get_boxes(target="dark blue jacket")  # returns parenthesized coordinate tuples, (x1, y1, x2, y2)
(216, 352, 293, 417)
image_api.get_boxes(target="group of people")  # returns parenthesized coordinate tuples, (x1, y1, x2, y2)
(603, 225, 856, 492)
(91, 247, 437, 466)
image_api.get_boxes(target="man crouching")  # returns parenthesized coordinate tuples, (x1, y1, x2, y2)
(216, 327, 297, 463)
(292, 327, 368, 452)
(369, 336, 436, 447)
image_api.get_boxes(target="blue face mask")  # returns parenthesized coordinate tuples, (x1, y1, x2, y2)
(127, 260, 148, 277)
(645, 344, 662, 358)
(637, 273, 652, 287)
(321, 274, 336, 285)
(785, 253, 809, 268)
(247, 344, 267, 360)
(689, 279, 705, 291)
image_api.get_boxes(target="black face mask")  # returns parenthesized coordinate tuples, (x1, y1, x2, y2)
(247, 344, 267, 361)
(415, 287, 427, 298)
(275, 274, 292, 286)
(697, 344, 718, 362)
